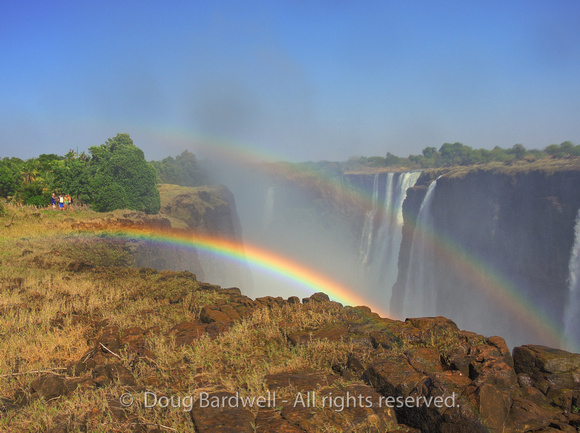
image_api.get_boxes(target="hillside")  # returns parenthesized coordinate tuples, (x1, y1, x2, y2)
(0, 203, 579, 432)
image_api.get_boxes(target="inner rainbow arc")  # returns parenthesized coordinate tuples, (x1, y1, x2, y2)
(79, 227, 390, 317)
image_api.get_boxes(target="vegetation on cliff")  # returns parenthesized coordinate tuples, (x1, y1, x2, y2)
(150, 150, 209, 188)
(344, 140, 580, 172)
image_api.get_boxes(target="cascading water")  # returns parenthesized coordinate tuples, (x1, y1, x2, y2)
(359, 174, 380, 267)
(402, 180, 437, 318)
(371, 172, 421, 290)
(564, 208, 580, 351)
(357, 171, 421, 309)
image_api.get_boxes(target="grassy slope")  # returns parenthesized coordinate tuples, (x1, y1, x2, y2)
(0, 206, 370, 432)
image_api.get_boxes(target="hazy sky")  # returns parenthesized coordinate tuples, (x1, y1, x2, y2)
(1, 0, 579, 162)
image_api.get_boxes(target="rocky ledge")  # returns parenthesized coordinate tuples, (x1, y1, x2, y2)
(2, 269, 578, 433)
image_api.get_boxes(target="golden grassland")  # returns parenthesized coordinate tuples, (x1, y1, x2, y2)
(0, 206, 383, 432)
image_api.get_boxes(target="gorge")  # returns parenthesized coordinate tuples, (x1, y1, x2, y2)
(216, 162, 580, 352)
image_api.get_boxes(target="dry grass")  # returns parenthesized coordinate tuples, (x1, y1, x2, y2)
(0, 206, 371, 431)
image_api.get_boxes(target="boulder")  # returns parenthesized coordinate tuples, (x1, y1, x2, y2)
(190, 391, 255, 433)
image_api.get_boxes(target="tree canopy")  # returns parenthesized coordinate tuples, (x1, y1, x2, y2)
(150, 150, 208, 187)
(0, 133, 161, 213)
(88, 133, 160, 213)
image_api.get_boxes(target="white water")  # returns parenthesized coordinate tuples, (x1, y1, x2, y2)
(358, 171, 421, 309)
(359, 174, 380, 267)
(371, 172, 420, 296)
(564, 208, 580, 351)
(402, 180, 438, 318)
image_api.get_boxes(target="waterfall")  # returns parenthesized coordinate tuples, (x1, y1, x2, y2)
(369, 172, 421, 297)
(402, 180, 438, 318)
(357, 171, 421, 310)
(564, 208, 580, 350)
(359, 174, 380, 267)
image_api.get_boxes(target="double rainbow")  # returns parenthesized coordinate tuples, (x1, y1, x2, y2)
(70, 123, 575, 350)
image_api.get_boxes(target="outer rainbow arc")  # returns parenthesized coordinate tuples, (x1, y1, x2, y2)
(404, 211, 571, 350)
(72, 124, 573, 349)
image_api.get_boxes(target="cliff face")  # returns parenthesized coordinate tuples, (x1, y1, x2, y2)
(138, 184, 252, 289)
(391, 167, 580, 348)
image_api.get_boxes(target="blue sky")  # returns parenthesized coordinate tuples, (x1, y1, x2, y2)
(1, 0, 579, 162)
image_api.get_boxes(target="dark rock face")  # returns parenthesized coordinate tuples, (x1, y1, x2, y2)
(390, 169, 580, 348)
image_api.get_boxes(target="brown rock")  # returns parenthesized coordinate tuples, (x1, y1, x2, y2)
(200, 305, 238, 323)
(369, 330, 401, 350)
(255, 409, 304, 433)
(513, 345, 580, 409)
(309, 292, 330, 303)
(474, 384, 511, 432)
(254, 296, 285, 309)
(383, 320, 424, 345)
(169, 321, 208, 346)
(364, 354, 428, 397)
(190, 391, 255, 433)
(405, 347, 445, 374)
(205, 321, 232, 339)
(121, 327, 155, 359)
(287, 325, 349, 345)
(280, 384, 399, 433)
(221, 287, 242, 296)
(470, 358, 518, 392)
(503, 397, 552, 433)
(30, 374, 67, 400)
(92, 362, 137, 387)
(486, 336, 514, 368)
(98, 325, 121, 354)
(513, 345, 580, 377)
(265, 372, 338, 391)
(406, 316, 459, 337)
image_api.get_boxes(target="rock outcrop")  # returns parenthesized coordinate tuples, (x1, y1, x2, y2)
(130, 184, 252, 289)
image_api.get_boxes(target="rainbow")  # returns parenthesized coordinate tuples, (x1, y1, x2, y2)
(405, 212, 571, 350)
(78, 227, 389, 317)
(68, 122, 575, 350)
(77, 221, 574, 351)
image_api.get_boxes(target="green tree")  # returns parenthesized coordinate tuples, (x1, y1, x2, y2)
(151, 150, 208, 186)
(508, 143, 527, 160)
(89, 133, 160, 213)
(385, 152, 401, 167)
(53, 156, 92, 203)
(422, 147, 438, 159)
(0, 158, 24, 198)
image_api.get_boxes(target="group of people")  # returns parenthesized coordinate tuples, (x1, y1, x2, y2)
(50, 193, 73, 211)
